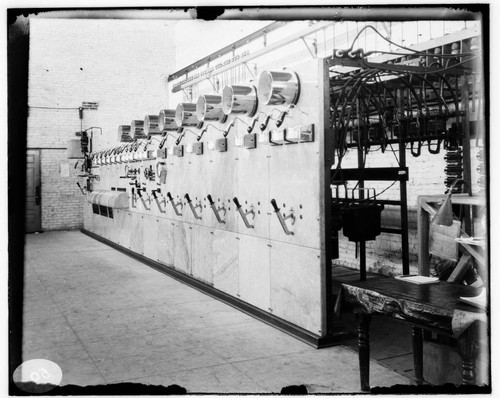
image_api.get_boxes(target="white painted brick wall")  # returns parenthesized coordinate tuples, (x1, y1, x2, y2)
(27, 19, 176, 230)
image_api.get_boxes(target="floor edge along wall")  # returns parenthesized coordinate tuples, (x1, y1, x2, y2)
(81, 228, 341, 348)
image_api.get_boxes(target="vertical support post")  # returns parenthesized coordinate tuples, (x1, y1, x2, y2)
(357, 313, 371, 392)
(412, 326, 424, 385)
(417, 198, 430, 276)
(357, 99, 366, 281)
(359, 242, 367, 281)
(461, 78, 472, 236)
(399, 142, 410, 275)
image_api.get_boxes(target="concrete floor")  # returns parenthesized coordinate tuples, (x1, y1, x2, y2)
(22, 230, 412, 393)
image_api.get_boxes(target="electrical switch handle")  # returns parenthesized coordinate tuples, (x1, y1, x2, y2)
(260, 114, 271, 131)
(275, 111, 288, 128)
(223, 123, 233, 137)
(185, 193, 201, 219)
(207, 194, 225, 224)
(233, 197, 254, 229)
(270, 199, 294, 236)
(232, 197, 241, 209)
(159, 134, 167, 149)
(270, 199, 280, 212)
(247, 119, 257, 133)
(167, 192, 182, 216)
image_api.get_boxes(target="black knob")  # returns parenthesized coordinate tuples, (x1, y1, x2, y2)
(276, 111, 287, 128)
(207, 194, 214, 205)
(232, 197, 241, 208)
(166, 192, 173, 201)
(260, 115, 271, 131)
(247, 119, 257, 133)
(184, 193, 191, 202)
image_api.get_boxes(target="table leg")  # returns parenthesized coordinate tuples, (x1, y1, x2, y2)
(357, 313, 371, 392)
(457, 322, 479, 385)
(412, 326, 424, 385)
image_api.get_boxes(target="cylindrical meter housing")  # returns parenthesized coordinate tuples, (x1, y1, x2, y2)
(143, 115, 161, 137)
(158, 109, 177, 131)
(118, 125, 133, 142)
(175, 103, 199, 127)
(257, 70, 300, 106)
(131, 120, 146, 139)
(196, 94, 224, 121)
(222, 85, 258, 116)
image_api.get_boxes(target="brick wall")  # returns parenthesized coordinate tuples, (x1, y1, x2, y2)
(27, 19, 176, 230)
(40, 149, 84, 230)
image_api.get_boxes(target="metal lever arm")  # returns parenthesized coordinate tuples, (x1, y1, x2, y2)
(138, 192, 151, 210)
(167, 192, 183, 216)
(152, 189, 166, 211)
(233, 197, 254, 229)
(185, 193, 202, 220)
(270, 199, 295, 235)
(207, 194, 226, 224)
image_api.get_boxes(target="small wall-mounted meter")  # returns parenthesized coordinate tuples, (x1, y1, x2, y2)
(215, 138, 227, 152)
(243, 133, 257, 149)
(192, 142, 203, 155)
(174, 145, 184, 157)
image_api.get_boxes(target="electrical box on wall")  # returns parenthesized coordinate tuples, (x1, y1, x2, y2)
(67, 139, 84, 159)
(215, 138, 227, 152)
(243, 133, 257, 149)
(157, 148, 167, 159)
(193, 142, 203, 155)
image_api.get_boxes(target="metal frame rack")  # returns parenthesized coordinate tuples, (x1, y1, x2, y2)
(326, 27, 482, 279)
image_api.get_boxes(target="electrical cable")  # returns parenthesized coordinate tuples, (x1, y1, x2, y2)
(358, 179, 399, 202)
(360, 56, 478, 75)
(339, 24, 479, 60)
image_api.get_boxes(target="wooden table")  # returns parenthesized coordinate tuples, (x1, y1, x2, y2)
(339, 278, 487, 391)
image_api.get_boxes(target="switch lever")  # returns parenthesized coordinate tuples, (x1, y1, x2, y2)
(207, 194, 226, 224)
(167, 192, 183, 216)
(270, 199, 295, 235)
(185, 193, 202, 220)
(152, 188, 166, 212)
(233, 197, 255, 229)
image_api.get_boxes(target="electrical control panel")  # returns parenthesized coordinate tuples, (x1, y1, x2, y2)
(86, 56, 329, 337)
